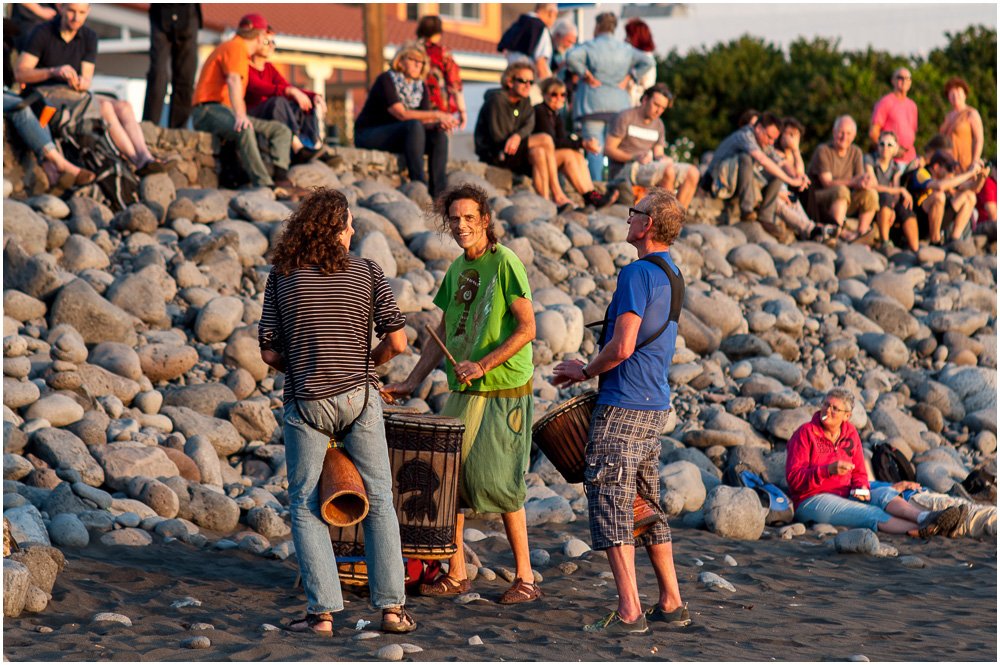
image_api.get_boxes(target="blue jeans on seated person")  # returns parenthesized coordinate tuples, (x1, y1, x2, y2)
(794, 485, 901, 531)
(284, 385, 406, 614)
(3, 92, 57, 158)
(248, 95, 320, 148)
(355, 119, 448, 196)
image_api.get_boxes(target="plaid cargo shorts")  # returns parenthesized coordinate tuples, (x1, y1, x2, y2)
(585, 404, 671, 550)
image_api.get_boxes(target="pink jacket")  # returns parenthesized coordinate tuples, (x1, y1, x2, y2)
(785, 412, 868, 505)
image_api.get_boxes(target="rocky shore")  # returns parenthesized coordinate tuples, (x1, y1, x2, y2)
(2, 133, 996, 633)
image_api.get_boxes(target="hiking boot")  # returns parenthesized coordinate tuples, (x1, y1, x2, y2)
(916, 506, 963, 538)
(946, 504, 970, 538)
(646, 602, 691, 627)
(583, 188, 619, 210)
(633, 496, 661, 538)
(583, 610, 648, 634)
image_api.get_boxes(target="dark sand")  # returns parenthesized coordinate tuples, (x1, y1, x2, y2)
(3, 517, 996, 662)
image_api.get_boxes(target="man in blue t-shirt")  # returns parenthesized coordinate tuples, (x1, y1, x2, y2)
(553, 188, 690, 635)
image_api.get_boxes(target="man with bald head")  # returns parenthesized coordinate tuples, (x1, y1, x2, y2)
(806, 115, 879, 242)
(870, 67, 918, 165)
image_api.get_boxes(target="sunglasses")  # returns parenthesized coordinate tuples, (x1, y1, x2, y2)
(628, 207, 650, 219)
(407, 57, 425, 65)
(512, 77, 534, 85)
(547, 92, 566, 98)
(878, 141, 896, 148)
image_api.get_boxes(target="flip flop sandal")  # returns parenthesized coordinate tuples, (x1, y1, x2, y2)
(418, 574, 470, 596)
(498, 578, 543, 604)
(381, 606, 417, 633)
(285, 611, 335, 637)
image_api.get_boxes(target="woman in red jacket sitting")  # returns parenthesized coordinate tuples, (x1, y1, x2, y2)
(246, 30, 326, 162)
(785, 388, 964, 538)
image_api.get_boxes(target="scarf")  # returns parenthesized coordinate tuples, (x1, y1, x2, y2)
(388, 70, 424, 110)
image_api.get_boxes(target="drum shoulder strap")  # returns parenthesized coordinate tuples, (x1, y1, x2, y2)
(361, 258, 376, 413)
(586, 254, 685, 388)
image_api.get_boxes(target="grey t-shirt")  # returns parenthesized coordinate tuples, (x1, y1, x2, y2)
(607, 106, 666, 180)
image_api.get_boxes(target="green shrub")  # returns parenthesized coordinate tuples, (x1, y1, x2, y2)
(657, 27, 996, 163)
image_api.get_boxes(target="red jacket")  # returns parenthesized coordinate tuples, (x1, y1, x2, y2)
(245, 62, 317, 110)
(785, 412, 868, 506)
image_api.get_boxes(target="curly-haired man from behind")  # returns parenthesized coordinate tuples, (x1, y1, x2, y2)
(258, 188, 415, 635)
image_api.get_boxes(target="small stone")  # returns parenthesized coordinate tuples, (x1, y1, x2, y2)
(260, 623, 280, 631)
(171, 596, 202, 608)
(190, 622, 214, 631)
(463, 527, 487, 542)
(494, 566, 515, 583)
(36, 626, 54, 633)
(849, 656, 870, 662)
(562, 538, 591, 558)
(478, 566, 496, 581)
(899, 556, 926, 569)
(468, 635, 484, 646)
(834, 528, 880, 555)
(91, 612, 132, 626)
(355, 631, 381, 640)
(698, 571, 736, 592)
(454, 592, 481, 604)
(399, 643, 423, 653)
(529, 548, 550, 567)
(181, 636, 211, 649)
(375, 644, 404, 661)
(723, 555, 738, 567)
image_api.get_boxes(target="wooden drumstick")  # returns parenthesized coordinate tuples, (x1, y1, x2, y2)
(425, 324, 471, 387)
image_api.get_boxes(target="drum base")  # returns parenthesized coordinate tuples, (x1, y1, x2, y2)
(336, 557, 414, 587)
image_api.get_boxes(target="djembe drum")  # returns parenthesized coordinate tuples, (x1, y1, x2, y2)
(330, 412, 464, 585)
(531, 390, 598, 484)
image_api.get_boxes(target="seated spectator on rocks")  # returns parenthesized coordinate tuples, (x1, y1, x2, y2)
(805, 115, 878, 243)
(417, 15, 467, 131)
(474, 60, 574, 211)
(771, 116, 817, 241)
(701, 111, 807, 224)
(15, 3, 171, 177)
(603, 84, 698, 208)
(3, 90, 94, 193)
(866, 479, 996, 540)
(534, 77, 617, 209)
(354, 41, 458, 197)
(864, 130, 918, 252)
(905, 146, 988, 245)
(246, 29, 327, 163)
(737, 109, 759, 128)
(191, 13, 305, 198)
(786, 388, 967, 538)
(939, 77, 996, 233)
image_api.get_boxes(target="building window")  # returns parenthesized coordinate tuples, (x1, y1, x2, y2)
(438, 3, 480, 21)
(406, 4, 419, 21)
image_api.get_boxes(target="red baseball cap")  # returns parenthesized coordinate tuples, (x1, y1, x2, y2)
(238, 13, 269, 31)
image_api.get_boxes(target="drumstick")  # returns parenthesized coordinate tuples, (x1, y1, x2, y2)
(425, 324, 471, 387)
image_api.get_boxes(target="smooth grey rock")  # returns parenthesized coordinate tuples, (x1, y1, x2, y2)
(194, 296, 244, 344)
(246, 505, 290, 539)
(703, 485, 766, 540)
(47, 513, 89, 547)
(31, 428, 104, 486)
(659, 461, 706, 514)
(89, 443, 179, 492)
(161, 406, 243, 456)
(3, 559, 31, 617)
(524, 495, 575, 526)
(3, 199, 49, 254)
(100, 527, 153, 547)
(857, 332, 909, 371)
(4, 504, 51, 545)
(50, 279, 138, 346)
(91, 612, 133, 626)
(834, 528, 880, 554)
(698, 571, 736, 592)
(182, 636, 211, 649)
(24, 393, 84, 427)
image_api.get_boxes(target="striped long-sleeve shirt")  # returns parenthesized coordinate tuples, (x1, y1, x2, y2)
(258, 257, 406, 404)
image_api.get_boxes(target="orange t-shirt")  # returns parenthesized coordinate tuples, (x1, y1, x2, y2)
(192, 37, 250, 106)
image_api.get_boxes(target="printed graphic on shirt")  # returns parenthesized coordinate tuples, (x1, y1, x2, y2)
(450, 269, 498, 363)
(453, 269, 480, 340)
(813, 434, 856, 457)
(626, 124, 660, 143)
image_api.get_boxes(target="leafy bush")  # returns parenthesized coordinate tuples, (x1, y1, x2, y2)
(657, 26, 996, 163)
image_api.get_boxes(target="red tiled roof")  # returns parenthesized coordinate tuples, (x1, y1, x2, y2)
(119, 3, 500, 56)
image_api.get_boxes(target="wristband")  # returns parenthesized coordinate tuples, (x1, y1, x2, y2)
(581, 364, 591, 379)
(475, 361, 486, 376)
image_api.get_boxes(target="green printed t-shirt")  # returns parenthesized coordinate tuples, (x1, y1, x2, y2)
(433, 244, 533, 392)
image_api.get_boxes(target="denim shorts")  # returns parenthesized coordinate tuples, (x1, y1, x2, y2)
(584, 404, 671, 550)
(794, 485, 901, 531)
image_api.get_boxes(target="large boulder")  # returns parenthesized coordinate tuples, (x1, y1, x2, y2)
(89, 443, 180, 491)
(3, 199, 49, 255)
(31, 428, 104, 487)
(161, 406, 244, 456)
(193, 296, 244, 343)
(137, 344, 199, 383)
(658, 461, 706, 514)
(105, 273, 166, 325)
(702, 485, 767, 540)
(49, 279, 138, 346)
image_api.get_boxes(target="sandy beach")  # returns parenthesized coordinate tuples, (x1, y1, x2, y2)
(3, 514, 995, 663)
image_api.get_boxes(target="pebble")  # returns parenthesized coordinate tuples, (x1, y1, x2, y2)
(899, 556, 926, 569)
(189, 623, 214, 631)
(36, 626, 54, 633)
(171, 597, 202, 608)
(558, 561, 579, 575)
(494, 566, 515, 583)
(399, 643, 423, 653)
(375, 644, 404, 661)
(260, 624, 280, 631)
(355, 631, 381, 640)
(91, 612, 132, 626)
(849, 655, 870, 662)
(723, 555, 738, 566)
(478, 567, 497, 581)
(562, 538, 591, 558)
(454, 592, 482, 604)
(181, 636, 211, 649)
(698, 572, 736, 592)
(468, 635, 484, 645)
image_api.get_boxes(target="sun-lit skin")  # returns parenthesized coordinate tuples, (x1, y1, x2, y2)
(447, 198, 490, 260)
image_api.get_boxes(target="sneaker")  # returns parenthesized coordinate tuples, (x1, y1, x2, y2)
(916, 505, 963, 538)
(583, 188, 620, 210)
(946, 504, 970, 538)
(583, 610, 648, 634)
(646, 603, 691, 626)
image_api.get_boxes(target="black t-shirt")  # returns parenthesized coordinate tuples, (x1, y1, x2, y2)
(23, 18, 98, 88)
(354, 70, 430, 132)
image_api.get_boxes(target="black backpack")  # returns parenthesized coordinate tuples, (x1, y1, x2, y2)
(871, 443, 916, 483)
(48, 92, 139, 211)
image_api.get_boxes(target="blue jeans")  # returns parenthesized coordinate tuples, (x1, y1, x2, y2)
(579, 119, 607, 183)
(284, 386, 406, 613)
(356, 119, 448, 195)
(3, 92, 56, 158)
(794, 485, 901, 531)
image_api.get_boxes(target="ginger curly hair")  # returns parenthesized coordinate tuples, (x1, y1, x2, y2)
(268, 187, 351, 274)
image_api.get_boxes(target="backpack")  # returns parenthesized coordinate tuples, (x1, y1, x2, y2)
(871, 443, 916, 483)
(724, 462, 795, 526)
(48, 92, 139, 211)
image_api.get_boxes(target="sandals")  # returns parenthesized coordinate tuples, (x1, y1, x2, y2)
(498, 578, 543, 604)
(418, 574, 471, 596)
(285, 611, 335, 637)
(381, 606, 417, 633)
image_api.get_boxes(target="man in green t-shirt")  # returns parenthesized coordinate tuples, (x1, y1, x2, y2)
(384, 184, 541, 605)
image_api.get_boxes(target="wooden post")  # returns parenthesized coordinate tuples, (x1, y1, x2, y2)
(362, 4, 385, 90)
